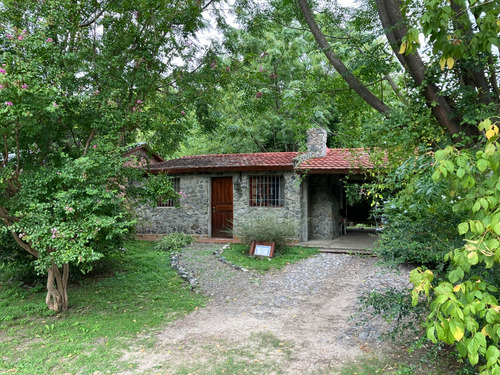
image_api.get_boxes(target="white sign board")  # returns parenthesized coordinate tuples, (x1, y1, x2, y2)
(254, 244, 272, 257)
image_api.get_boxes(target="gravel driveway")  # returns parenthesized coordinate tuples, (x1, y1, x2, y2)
(122, 243, 412, 374)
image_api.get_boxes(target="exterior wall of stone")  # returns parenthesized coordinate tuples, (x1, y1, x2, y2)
(307, 175, 342, 239)
(136, 171, 306, 241)
(232, 171, 303, 241)
(136, 174, 211, 238)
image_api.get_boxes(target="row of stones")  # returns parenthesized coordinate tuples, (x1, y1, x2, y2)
(170, 243, 249, 292)
(170, 251, 199, 291)
(212, 244, 249, 272)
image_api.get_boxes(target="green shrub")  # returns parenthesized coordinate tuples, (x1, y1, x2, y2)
(154, 232, 194, 252)
(372, 151, 466, 270)
(356, 287, 425, 339)
(374, 195, 465, 269)
(0, 229, 41, 284)
(235, 213, 297, 251)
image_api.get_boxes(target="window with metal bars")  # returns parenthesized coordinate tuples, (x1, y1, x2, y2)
(157, 177, 180, 207)
(249, 175, 285, 207)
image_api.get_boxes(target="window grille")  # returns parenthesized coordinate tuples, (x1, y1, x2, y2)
(249, 175, 284, 207)
(157, 177, 180, 207)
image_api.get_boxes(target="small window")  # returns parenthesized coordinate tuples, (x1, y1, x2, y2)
(157, 177, 180, 207)
(249, 175, 284, 207)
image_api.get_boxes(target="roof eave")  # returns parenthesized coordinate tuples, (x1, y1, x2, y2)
(294, 168, 368, 174)
(148, 165, 295, 174)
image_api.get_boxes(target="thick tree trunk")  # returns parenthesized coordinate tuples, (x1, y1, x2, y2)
(375, 0, 479, 138)
(297, 0, 479, 138)
(46, 263, 69, 312)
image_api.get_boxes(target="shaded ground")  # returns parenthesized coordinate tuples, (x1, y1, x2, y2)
(119, 243, 417, 374)
(297, 229, 379, 254)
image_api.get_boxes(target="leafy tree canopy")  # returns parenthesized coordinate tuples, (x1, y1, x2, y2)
(174, 1, 392, 155)
(0, 0, 218, 311)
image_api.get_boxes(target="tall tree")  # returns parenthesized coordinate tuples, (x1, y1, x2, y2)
(296, 0, 499, 140)
(0, 0, 215, 311)
(175, 5, 390, 155)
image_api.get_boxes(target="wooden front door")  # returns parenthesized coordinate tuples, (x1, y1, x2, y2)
(211, 177, 233, 238)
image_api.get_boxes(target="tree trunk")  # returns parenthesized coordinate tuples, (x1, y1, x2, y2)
(46, 262, 69, 312)
(297, 0, 479, 138)
(375, 0, 479, 138)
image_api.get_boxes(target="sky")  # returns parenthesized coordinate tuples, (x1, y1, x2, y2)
(195, 0, 358, 51)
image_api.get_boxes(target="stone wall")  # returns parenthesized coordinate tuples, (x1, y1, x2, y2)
(307, 175, 342, 239)
(136, 174, 211, 238)
(136, 171, 305, 241)
(232, 171, 303, 241)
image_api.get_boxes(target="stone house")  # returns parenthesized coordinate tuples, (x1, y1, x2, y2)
(136, 128, 373, 242)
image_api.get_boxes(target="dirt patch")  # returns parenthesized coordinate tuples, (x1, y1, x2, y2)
(120, 244, 412, 374)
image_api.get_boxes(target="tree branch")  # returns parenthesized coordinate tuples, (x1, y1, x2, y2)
(375, 0, 472, 136)
(270, 16, 352, 40)
(83, 129, 97, 155)
(11, 231, 39, 258)
(297, 0, 392, 114)
(79, 1, 114, 28)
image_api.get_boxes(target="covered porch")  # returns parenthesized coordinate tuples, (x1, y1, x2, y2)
(297, 228, 379, 255)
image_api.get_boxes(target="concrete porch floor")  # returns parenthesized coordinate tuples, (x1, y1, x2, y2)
(297, 228, 379, 255)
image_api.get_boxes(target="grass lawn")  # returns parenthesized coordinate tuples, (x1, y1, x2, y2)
(0, 240, 206, 375)
(221, 243, 319, 272)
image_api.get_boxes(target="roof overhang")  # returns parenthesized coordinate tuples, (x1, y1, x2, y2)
(148, 165, 295, 174)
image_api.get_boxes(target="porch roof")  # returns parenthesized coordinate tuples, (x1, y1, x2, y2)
(148, 148, 375, 174)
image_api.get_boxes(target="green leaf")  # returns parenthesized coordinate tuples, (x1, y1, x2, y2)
(427, 326, 437, 343)
(457, 341, 468, 358)
(456, 167, 465, 179)
(486, 308, 499, 324)
(478, 159, 489, 172)
(457, 155, 467, 167)
(435, 150, 446, 162)
(493, 221, 500, 236)
(480, 198, 489, 210)
(472, 201, 481, 213)
(444, 160, 455, 172)
(432, 170, 441, 182)
(469, 351, 479, 366)
(449, 269, 461, 283)
(458, 222, 469, 235)
(467, 251, 479, 265)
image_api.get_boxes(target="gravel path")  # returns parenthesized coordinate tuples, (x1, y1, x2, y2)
(122, 243, 412, 374)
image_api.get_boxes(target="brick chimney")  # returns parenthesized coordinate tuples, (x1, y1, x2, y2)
(294, 128, 327, 165)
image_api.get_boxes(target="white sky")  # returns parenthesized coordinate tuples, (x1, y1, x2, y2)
(195, 0, 358, 49)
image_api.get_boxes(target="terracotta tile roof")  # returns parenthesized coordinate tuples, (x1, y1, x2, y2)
(150, 152, 298, 173)
(149, 148, 374, 174)
(296, 148, 373, 173)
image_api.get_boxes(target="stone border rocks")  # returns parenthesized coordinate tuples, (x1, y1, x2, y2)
(170, 251, 198, 290)
(212, 244, 249, 272)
